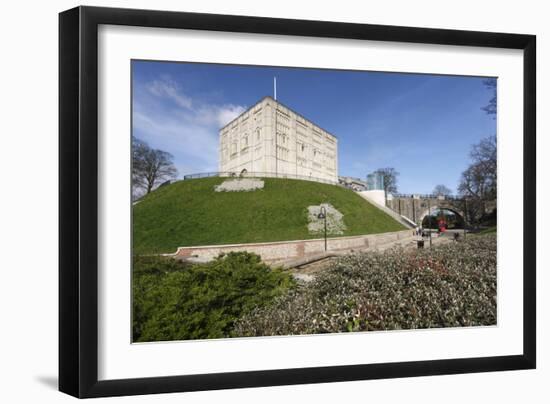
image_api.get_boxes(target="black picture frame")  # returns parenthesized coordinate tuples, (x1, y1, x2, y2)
(59, 5, 536, 398)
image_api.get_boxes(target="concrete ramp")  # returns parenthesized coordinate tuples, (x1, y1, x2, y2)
(357, 191, 416, 229)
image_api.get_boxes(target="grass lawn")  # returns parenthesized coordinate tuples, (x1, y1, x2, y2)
(133, 177, 405, 254)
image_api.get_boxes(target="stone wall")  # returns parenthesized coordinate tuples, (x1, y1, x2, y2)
(387, 195, 496, 225)
(173, 229, 413, 263)
(219, 96, 338, 182)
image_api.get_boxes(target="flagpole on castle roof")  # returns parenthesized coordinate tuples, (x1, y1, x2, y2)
(274, 76, 277, 101)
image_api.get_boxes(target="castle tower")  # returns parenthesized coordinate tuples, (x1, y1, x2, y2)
(218, 96, 338, 183)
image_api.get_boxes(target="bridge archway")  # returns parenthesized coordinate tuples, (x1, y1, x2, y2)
(418, 206, 465, 229)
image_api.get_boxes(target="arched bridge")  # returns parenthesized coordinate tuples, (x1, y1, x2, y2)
(386, 194, 495, 227)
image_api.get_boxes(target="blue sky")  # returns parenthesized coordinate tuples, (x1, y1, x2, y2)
(132, 60, 496, 194)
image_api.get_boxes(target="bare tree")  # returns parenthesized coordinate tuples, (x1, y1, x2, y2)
(470, 135, 497, 198)
(373, 167, 399, 200)
(432, 184, 452, 197)
(458, 135, 497, 223)
(482, 78, 497, 116)
(133, 137, 178, 195)
(458, 135, 497, 201)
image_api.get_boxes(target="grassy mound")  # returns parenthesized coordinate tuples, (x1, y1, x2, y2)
(133, 177, 405, 254)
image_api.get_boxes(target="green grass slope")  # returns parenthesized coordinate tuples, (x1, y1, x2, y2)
(133, 177, 405, 254)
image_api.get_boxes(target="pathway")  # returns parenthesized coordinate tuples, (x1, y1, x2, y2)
(288, 231, 455, 282)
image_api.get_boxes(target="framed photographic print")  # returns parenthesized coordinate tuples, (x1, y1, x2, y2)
(59, 6, 536, 398)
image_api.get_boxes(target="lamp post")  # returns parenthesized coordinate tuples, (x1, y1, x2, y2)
(318, 206, 327, 251)
(428, 198, 432, 248)
(463, 198, 468, 239)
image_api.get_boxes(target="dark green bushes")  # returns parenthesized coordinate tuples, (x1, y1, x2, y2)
(234, 235, 497, 336)
(133, 252, 295, 342)
(133, 236, 497, 342)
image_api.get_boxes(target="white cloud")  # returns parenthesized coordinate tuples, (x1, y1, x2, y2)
(134, 111, 219, 166)
(192, 103, 246, 128)
(215, 104, 246, 127)
(147, 78, 193, 109)
(134, 76, 247, 175)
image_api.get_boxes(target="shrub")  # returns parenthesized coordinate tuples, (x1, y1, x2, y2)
(234, 235, 497, 336)
(133, 252, 295, 342)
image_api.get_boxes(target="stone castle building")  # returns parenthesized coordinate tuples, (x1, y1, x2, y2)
(219, 96, 338, 183)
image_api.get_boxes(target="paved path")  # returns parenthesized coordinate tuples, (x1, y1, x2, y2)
(289, 232, 455, 282)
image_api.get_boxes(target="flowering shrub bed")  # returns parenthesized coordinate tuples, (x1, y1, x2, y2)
(307, 203, 347, 235)
(233, 235, 497, 336)
(214, 178, 265, 192)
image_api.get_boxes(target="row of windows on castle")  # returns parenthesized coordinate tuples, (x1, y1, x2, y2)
(221, 126, 335, 148)
(223, 103, 334, 135)
(221, 128, 336, 169)
(221, 122, 336, 156)
(275, 145, 337, 172)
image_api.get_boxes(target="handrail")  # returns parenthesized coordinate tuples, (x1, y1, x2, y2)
(392, 193, 464, 200)
(182, 171, 341, 186)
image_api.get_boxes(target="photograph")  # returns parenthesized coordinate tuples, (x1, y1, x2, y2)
(131, 60, 498, 343)
(1, 0, 543, 401)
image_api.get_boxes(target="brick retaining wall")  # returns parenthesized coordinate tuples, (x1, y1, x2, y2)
(173, 229, 413, 262)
